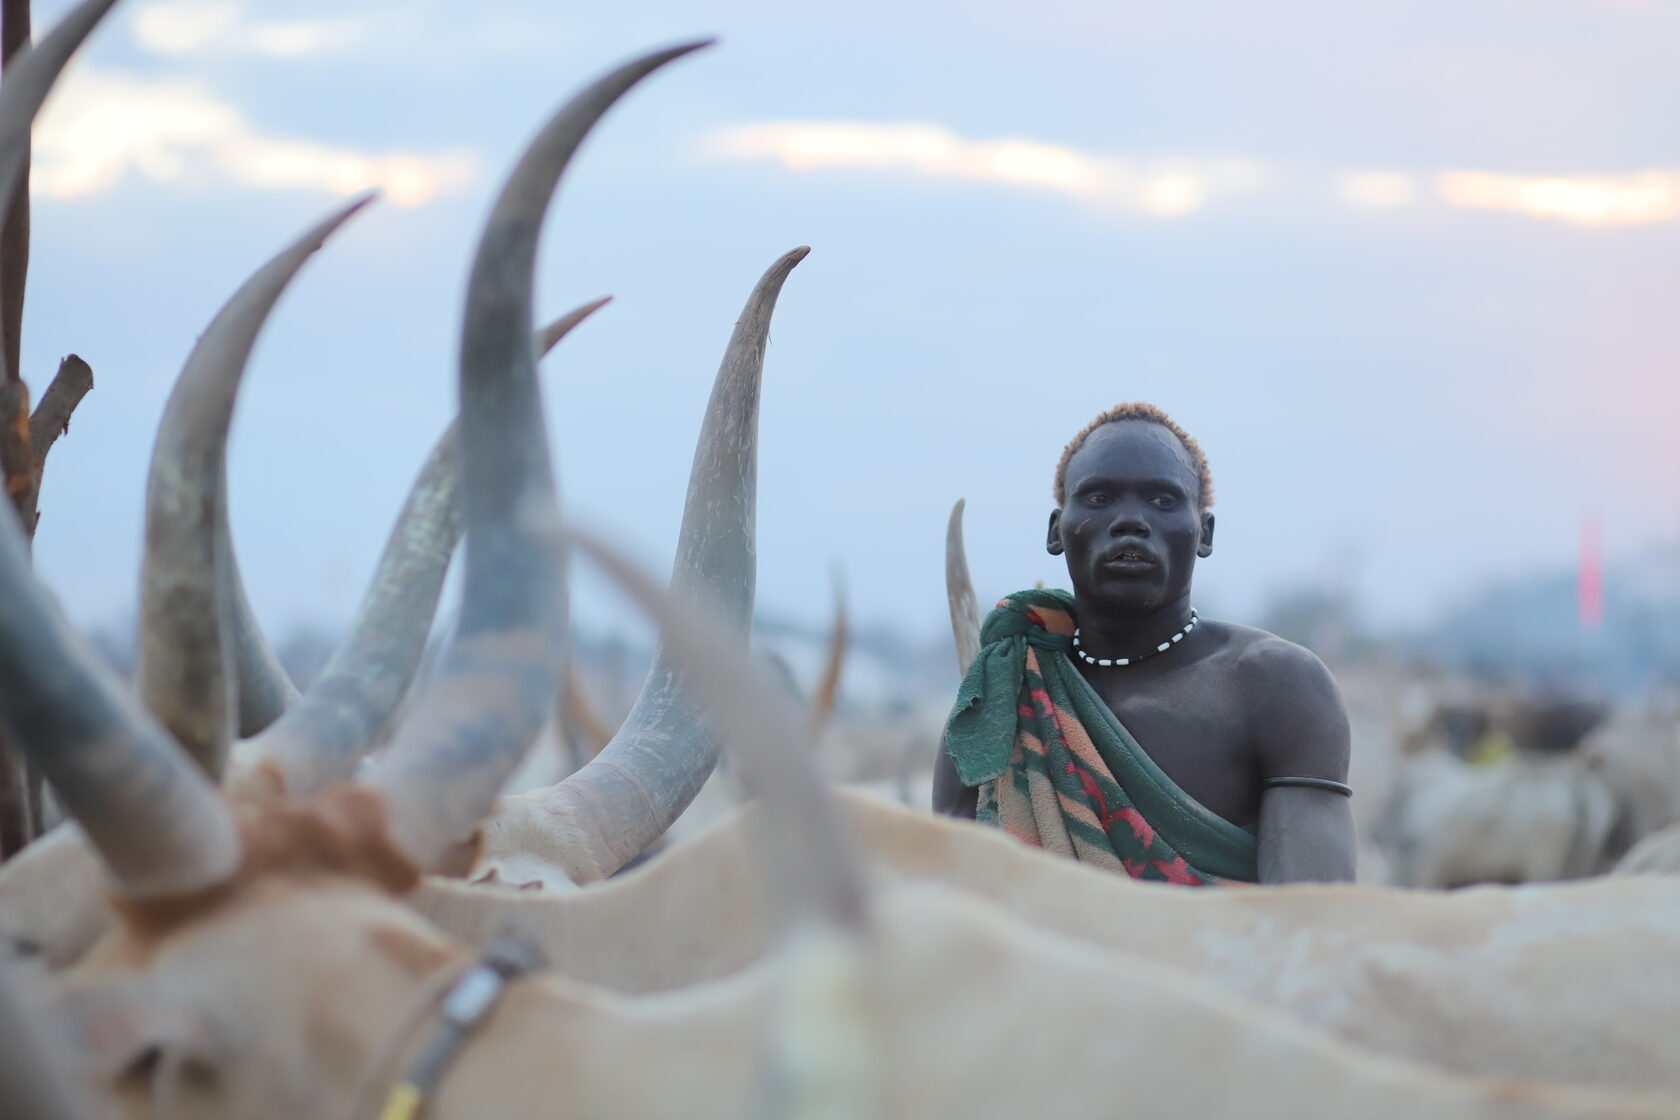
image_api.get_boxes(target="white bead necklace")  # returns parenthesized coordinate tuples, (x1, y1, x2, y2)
(1071, 609, 1198, 668)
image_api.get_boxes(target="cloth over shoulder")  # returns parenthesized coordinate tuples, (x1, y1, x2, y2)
(942, 589, 1257, 885)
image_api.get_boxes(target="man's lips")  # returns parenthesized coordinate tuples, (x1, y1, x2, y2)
(1098, 542, 1159, 570)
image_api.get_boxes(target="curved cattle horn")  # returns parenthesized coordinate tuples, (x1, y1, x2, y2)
(535, 297, 611, 357)
(224, 297, 611, 746)
(228, 424, 458, 799)
(521, 244, 808, 884)
(222, 547, 300, 738)
(568, 529, 868, 931)
(808, 569, 847, 734)
(235, 297, 611, 799)
(138, 196, 373, 780)
(946, 498, 981, 674)
(566, 529, 879, 1113)
(0, 505, 239, 897)
(370, 43, 710, 872)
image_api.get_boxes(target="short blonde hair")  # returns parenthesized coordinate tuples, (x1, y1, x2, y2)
(1052, 402, 1213, 511)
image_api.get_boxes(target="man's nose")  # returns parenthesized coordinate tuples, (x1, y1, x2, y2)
(1108, 502, 1150, 537)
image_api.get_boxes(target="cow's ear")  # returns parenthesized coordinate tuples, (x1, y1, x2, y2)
(53, 978, 220, 1083)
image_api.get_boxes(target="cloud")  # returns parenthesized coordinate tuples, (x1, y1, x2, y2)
(706, 120, 1680, 230)
(134, 1, 366, 58)
(1336, 171, 1419, 210)
(33, 66, 476, 206)
(1436, 169, 1680, 226)
(703, 121, 1265, 218)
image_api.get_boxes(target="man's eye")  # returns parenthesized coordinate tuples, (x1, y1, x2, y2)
(1085, 492, 1110, 506)
(1149, 496, 1176, 509)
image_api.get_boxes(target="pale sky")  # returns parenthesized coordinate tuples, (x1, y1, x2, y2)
(18, 0, 1680, 652)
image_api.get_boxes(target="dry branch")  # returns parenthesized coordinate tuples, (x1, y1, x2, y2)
(29, 353, 91, 473)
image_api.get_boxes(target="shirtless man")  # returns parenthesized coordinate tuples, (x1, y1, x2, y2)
(934, 403, 1355, 884)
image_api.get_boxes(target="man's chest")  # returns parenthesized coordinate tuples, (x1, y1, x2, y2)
(1081, 666, 1261, 827)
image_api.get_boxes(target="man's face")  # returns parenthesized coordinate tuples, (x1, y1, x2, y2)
(1048, 420, 1214, 616)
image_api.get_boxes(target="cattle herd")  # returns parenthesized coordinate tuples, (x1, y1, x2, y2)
(1, 3, 1678, 1117)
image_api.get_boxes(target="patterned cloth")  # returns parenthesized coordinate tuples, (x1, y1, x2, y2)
(942, 589, 1257, 885)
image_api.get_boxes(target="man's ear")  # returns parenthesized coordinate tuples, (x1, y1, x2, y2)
(1197, 511, 1216, 559)
(1046, 509, 1065, 556)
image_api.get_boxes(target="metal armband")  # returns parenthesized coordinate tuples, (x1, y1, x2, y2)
(1263, 776, 1353, 797)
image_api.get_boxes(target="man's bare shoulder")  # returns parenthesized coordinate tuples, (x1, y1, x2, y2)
(1203, 620, 1349, 775)
(1218, 623, 1335, 687)
(1197, 620, 1326, 677)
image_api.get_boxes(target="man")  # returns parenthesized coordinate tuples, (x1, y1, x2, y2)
(934, 403, 1355, 884)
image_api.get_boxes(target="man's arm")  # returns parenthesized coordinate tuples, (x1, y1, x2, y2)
(1243, 637, 1356, 884)
(1256, 785, 1356, 883)
(931, 739, 979, 819)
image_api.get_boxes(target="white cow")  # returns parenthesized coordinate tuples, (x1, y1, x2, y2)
(1377, 748, 1616, 888)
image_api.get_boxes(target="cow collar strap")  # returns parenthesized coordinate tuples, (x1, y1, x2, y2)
(370, 931, 547, 1120)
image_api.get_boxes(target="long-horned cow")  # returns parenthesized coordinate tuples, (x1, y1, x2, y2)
(1, 5, 1679, 1119)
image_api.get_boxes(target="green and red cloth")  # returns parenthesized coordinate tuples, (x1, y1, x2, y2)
(943, 589, 1257, 885)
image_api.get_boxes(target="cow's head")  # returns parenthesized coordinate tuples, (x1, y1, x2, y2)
(51, 793, 460, 1118)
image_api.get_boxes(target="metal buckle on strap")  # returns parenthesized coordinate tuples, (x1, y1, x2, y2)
(377, 932, 546, 1120)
